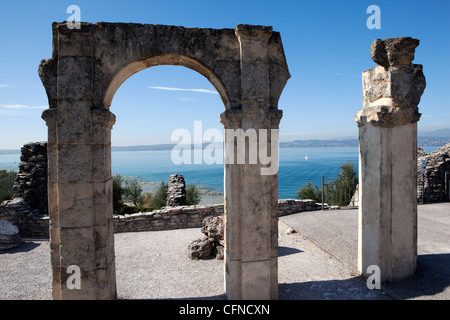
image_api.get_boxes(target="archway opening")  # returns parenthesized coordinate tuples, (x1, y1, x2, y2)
(109, 64, 226, 299)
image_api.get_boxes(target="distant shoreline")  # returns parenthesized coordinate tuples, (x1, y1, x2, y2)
(1, 137, 448, 154)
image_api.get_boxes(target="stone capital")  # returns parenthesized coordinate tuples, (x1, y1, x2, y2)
(91, 109, 116, 129)
(220, 109, 242, 129)
(355, 105, 421, 128)
(42, 108, 57, 125)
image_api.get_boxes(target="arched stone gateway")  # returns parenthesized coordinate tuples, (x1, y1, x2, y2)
(39, 22, 290, 300)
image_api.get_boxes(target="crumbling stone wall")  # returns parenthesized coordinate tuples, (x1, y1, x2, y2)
(418, 143, 450, 202)
(13, 142, 48, 215)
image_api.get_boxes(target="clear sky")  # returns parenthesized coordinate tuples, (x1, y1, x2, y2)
(0, 0, 449, 149)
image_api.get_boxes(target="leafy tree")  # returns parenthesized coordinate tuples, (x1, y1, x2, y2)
(123, 180, 144, 206)
(186, 184, 202, 205)
(150, 181, 168, 209)
(328, 161, 358, 206)
(112, 174, 124, 214)
(141, 192, 153, 207)
(0, 170, 17, 203)
(296, 181, 321, 202)
(296, 161, 358, 207)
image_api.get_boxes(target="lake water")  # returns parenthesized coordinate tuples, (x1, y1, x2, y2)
(0, 146, 441, 204)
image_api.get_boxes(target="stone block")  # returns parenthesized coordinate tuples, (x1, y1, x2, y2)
(57, 56, 93, 101)
(57, 144, 92, 183)
(241, 260, 271, 300)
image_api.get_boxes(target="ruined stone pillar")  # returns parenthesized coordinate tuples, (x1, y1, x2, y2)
(355, 37, 426, 282)
(41, 108, 60, 299)
(220, 25, 282, 300)
(41, 25, 117, 299)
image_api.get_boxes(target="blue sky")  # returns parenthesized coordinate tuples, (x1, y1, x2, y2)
(0, 0, 449, 149)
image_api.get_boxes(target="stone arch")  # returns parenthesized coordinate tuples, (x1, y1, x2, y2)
(103, 53, 231, 109)
(39, 22, 290, 300)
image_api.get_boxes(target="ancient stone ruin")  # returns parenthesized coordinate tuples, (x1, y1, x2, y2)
(188, 216, 225, 260)
(418, 143, 450, 202)
(13, 142, 48, 215)
(37, 19, 429, 300)
(39, 22, 289, 300)
(355, 37, 426, 282)
(166, 174, 186, 206)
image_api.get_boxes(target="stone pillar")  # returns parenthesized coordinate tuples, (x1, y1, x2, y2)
(220, 25, 282, 300)
(355, 37, 426, 282)
(41, 108, 60, 299)
(166, 174, 186, 206)
(44, 24, 117, 299)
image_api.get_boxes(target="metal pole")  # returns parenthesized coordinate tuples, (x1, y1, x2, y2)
(445, 172, 449, 201)
(422, 172, 425, 204)
(321, 176, 324, 210)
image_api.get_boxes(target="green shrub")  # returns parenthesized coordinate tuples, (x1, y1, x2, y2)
(112, 174, 124, 214)
(296, 181, 321, 203)
(296, 161, 358, 206)
(150, 181, 168, 209)
(0, 170, 17, 203)
(123, 180, 144, 206)
(186, 184, 202, 205)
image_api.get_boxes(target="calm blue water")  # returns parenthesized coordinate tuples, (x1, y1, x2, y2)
(0, 146, 442, 200)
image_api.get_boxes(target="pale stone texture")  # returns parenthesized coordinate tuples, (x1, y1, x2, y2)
(39, 22, 289, 300)
(356, 37, 426, 282)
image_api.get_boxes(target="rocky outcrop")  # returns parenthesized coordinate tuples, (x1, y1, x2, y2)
(188, 216, 225, 260)
(418, 143, 450, 202)
(166, 174, 186, 207)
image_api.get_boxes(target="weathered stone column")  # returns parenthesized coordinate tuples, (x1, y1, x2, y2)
(41, 108, 60, 299)
(355, 37, 426, 282)
(220, 25, 282, 300)
(44, 24, 117, 299)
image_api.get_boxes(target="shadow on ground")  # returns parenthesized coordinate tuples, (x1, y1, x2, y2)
(0, 240, 41, 254)
(278, 246, 303, 257)
(383, 253, 450, 299)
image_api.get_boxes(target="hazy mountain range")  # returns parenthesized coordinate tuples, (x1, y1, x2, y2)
(1, 129, 449, 154)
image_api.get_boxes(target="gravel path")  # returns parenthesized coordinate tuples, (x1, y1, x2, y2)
(0, 221, 388, 300)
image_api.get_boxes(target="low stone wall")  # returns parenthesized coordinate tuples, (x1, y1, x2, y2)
(0, 199, 317, 237)
(113, 199, 317, 233)
(113, 204, 225, 233)
(0, 198, 49, 237)
(277, 199, 318, 216)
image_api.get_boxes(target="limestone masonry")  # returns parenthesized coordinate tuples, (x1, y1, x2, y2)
(356, 37, 426, 282)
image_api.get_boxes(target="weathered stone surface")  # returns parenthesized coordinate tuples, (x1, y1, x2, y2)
(370, 37, 420, 68)
(166, 174, 186, 207)
(188, 216, 225, 260)
(0, 220, 21, 250)
(357, 37, 426, 129)
(356, 37, 426, 283)
(12, 142, 48, 215)
(418, 143, 450, 202)
(201, 216, 224, 244)
(187, 237, 213, 260)
(40, 21, 290, 300)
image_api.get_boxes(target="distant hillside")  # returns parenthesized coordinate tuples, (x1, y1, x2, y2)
(0, 149, 20, 154)
(111, 144, 174, 151)
(279, 139, 358, 148)
(418, 128, 450, 138)
(1, 129, 449, 154)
